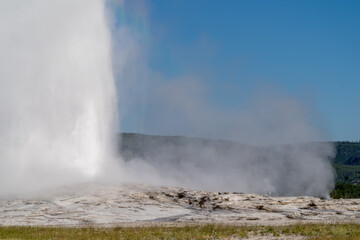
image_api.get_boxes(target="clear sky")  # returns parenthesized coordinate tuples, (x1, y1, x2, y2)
(116, 0, 360, 141)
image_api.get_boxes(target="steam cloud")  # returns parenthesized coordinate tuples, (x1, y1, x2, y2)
(119, 77, 335, 197)
(0, 0, 335, 197)
(114, 1, 335, 197)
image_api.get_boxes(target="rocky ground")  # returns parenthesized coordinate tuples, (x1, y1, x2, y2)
(0, 183, 359, 226)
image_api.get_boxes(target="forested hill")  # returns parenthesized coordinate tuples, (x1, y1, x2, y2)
(120, 133, 360, 164)
(332, 142, 360, 185)
(334, 142, 360, 165)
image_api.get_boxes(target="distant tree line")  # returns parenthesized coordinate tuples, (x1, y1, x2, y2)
(331, 182, 360, 199)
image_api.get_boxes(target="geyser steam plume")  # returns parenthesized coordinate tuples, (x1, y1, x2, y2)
(0, 0, 117, 194)
(0, 0, 335, 198)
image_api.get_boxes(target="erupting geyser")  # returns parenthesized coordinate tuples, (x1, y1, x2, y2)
(0, 0, 117, 194)
(0, 0, 335, 197)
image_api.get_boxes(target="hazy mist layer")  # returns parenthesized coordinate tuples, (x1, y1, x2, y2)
(121, 134, 335, 197)
(116, 1, 336, 197)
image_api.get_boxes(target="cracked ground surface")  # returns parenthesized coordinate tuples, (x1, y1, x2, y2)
(0, 183, 360, 226)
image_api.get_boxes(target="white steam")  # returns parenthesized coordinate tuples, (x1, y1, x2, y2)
(119, 76, 335, 197)
(0, 0, 117, 194)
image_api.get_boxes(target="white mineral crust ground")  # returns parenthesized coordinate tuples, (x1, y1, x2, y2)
(0, 183, 359, 226)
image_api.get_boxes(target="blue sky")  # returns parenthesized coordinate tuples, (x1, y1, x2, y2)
(117, 0, 360, 141)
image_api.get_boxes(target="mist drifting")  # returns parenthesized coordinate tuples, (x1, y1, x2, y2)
(119, 79, 335, 197)
(117, 39, 335, 196)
